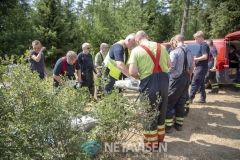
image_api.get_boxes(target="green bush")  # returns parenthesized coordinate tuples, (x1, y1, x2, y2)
(0, 55, 89, 159)
(90, 80, 159, 159)
(0, 55, 159, 159)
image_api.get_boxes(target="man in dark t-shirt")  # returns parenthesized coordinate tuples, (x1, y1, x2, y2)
(189, 31, 209, 103)
(204, 39, 219, 94)
(30, 40, 47, 79)
(78, 43, 100, 97)
(53, 51, 81, 87)
(104, 33, 136, 93)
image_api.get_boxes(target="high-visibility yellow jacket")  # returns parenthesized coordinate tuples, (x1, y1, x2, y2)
(105, 41, 129, 80)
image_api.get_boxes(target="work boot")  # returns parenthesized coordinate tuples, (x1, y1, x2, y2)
(230, 87, 240, 92)
(185, 108, 189, 117)
(194, 98, 206, 104)
(207, 90, 218, 94)
(174, 123, 182, 131)
(165, 126, 173, 133)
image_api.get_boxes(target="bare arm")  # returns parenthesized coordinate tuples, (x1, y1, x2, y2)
(211, 55, 218, 71)
(167, 57, 172, 69)
(31, 47, 46, 62)
(77, 69, 82, 83)
(116, 61, 131, 78)
(214, 56, 217, 68)
(194, 53, 208, 61)
(129, 64, 139, 80)
(53, 74, 66, 85)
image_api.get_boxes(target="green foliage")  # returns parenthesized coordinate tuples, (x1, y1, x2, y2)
(32, 0, 81, 63)
(90, 78, 159, 158)
(0, 0, 33, 57)
(2, 0, 240, 71)
(0, 55, 159, 159)
(0, 55, 89, 159)
(208, 0, 240, 38)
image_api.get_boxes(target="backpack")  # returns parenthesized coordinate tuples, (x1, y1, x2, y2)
(61, 57, 77, 76)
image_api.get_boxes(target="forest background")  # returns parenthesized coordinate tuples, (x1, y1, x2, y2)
(1, 0, 240, 66)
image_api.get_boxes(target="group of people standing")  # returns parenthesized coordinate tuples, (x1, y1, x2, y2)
(30, 40, 108, 98)
(125, 30, 217, 151)
(29, 29, 237, 151)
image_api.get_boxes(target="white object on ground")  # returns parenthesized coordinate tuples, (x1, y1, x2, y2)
(71, 114, 98, 132)
(115, 79, 139, 88)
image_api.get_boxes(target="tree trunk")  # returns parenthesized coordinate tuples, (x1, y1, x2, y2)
(180, 0, 190, 37)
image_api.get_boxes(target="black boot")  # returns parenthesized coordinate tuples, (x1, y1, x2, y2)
(230, 87, 240, 92)
(165, 126, 173, 133)
(174, 123, 182, 131)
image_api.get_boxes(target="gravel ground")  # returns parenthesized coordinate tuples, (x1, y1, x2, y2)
(120, 85, 240, 160)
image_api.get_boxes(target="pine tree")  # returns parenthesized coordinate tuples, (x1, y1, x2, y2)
(0, 0, 33, 57)
(32, 0, 71, 63)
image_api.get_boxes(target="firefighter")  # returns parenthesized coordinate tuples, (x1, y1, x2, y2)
(205, 39, 219, 94)
(189, 31, 209, 104)
(165, 34, 194, 133)
(104, 33, 136, 93)
(128, 30, 171, 151)
(53, 51, 81, 87)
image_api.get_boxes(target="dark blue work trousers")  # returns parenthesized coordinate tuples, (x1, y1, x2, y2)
(81, 70, 94, 96)
(166, 73, 190, 119)
(190, 67, 208, 100)
(140, 72, 169, 131)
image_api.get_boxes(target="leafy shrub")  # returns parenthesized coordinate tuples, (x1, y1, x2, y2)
(0, 55, 159, 159)
(0, 55, 90, 159)
(90, 79, 159, 159)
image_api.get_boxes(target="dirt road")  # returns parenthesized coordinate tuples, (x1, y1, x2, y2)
(123, 85, 240, 160)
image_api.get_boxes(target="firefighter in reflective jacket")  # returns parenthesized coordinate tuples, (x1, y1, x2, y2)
(128, 30, 171, 151)
(104, 33, 136, 93)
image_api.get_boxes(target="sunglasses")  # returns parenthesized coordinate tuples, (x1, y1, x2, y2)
(87, 48, 90, 50)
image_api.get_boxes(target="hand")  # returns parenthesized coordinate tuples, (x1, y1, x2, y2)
(41, 47, 46, 51)
(97, 72, 101, 77)
(194, 56, 198, 62)
(193, 68, 196, 73)
(130, 77, 140, 84)
(210, 67, 216, 72)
